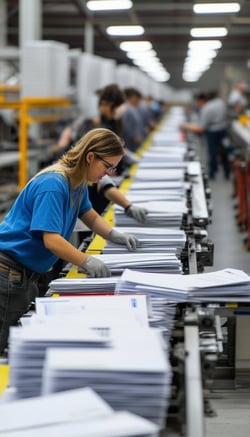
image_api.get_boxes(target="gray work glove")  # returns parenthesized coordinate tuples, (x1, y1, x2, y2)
(108, 229, 141, 251)
(125, 204, 148, 223)
(78, 256, 111, 278)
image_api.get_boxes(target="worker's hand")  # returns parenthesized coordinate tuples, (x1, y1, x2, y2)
(125, 204, 148, 223)
(78, 256, 111, 278)
(108, 229, 141, 251)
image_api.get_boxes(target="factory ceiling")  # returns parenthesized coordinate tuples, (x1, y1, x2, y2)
(6, 0, 250, 90)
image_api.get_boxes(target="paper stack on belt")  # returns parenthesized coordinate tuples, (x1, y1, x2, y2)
(47, 276, 120, 296)
(103, 227, 186, 256)
(41, 327, 172, 429)
(79, 253, 182, 274)
(115, 268, 250, 304)
(0, 387, 159, 437)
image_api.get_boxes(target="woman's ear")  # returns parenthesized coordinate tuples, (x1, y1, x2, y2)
(86, 151, 94, 165)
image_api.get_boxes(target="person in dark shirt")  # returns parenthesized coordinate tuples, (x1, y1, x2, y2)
(53, 84, 147, 221)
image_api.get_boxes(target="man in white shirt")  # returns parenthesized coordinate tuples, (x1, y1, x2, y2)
(227, 80, 248, 117)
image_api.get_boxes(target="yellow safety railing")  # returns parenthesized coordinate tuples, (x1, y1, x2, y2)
(18, 97, 72, 190)
(0, 365, 9, 395)
(0, 96, 72, 191)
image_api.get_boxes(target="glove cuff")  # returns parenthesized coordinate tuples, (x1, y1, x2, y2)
(124, 204, 132, 213)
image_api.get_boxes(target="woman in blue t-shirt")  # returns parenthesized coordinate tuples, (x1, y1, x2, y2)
(0, 127, 140, 354)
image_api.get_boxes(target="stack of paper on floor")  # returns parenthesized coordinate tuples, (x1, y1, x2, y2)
(0, 387, 159, 437)
(41, 327, 172, 429)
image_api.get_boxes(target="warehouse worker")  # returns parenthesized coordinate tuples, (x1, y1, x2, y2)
(227, 80, 248, 118)
(121, 87, 145, 152)
(181, 91, 231, 180)
(0, 128, 140, 354)
(53, 83, 148, 223)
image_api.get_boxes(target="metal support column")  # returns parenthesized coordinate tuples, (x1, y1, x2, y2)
(85, 21, 94, 54)
(185, 314, 205, 437)
(19, 0, 42, 47)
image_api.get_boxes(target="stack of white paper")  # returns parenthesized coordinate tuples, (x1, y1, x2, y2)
(115, 270, 183, 340)
(125, 190, 186, 202)
(137, 161, 186, 169)
(152, 133, 186, 146)
(139, 147, 186, 164)
(115, 268, 250, 304)
(0, 387, 159, 437)
(35, 295, 149, 328)
(8, 323, 111, 399)
(103, 227, 186, 256)
(133, 169, 185, 182)
(46, 276, 119, 296)
(114, 201, 187, 228)
(41, 328, 172, 428)
(86, 253, 182, 274)
(127, 181, 186, 191)
(5, 412, 159, 437)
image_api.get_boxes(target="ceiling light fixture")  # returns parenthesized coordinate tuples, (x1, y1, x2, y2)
(193, 3, 240, 14)
(126, 49, 157, 59)
(87, 0, 133, 11)
(188, 40, 222, 49)
(187, 48, 217, 57)
(120, 41, 152, 51)
(190, 27, 228, 37)
(106, 25, 144, 36)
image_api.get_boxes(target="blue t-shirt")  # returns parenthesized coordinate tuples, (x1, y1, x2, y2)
(0, 173, 92, 273)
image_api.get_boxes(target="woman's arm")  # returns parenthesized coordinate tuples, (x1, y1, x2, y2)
(80, 208, 141, 251)
(104, 186, 131, 209)
(43, 230, 111, 277)
(79, 208, 113, 239)
(43, 232, 88, 267)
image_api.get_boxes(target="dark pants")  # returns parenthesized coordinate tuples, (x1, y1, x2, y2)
(205, 129, 231, 179)
(0, 252, 43, 354)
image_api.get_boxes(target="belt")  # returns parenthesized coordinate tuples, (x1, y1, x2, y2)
(0, 251, 40, 281)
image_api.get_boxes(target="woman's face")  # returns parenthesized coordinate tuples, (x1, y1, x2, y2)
(86, 152, 123, 183)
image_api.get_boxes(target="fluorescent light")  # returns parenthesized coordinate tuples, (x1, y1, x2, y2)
(126, 49, 157, 59)
(120, 41, 152, 51)
(106, 25, 144, 36)
(188, 40, 222, 50)
(87, 0, 132, 11)
(191, 27, 228, 37)
(187, 48, 218, 58)
(150, 71, 170, 82)
(193, 3, 240, 14)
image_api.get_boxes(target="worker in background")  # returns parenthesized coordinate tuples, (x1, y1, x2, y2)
(227, 80, 248, 118)
(137, 95, 157, 135)
(189, 92, 208, 122)
(181, 91, 231, 180)
(52, 84, 148, 223)
(121, 87, 145, 152)
(0, 128, 140, 355)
